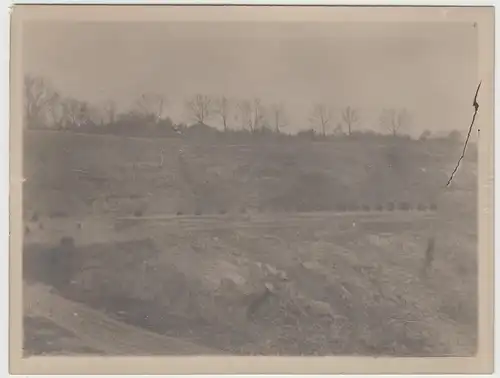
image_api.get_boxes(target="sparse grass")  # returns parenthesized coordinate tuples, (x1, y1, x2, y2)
(23, 209, 477, 356)
(22, 129, 478, 356)
(22, 130, 476, 218)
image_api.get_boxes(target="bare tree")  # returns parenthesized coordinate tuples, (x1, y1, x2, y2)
(186, 94, 213, 125)
(237, 100, 253, 131)
(61, 97, 90, 127)
(104, 100, 117, 124)
(250, 98, 265, 133)
(46, 92, 65, 128)
(24, 74, 57, 127)
(135, 93, 166, 123)
(309, 103, 334, 136)
(379, 108, 411, 137)
(341, 106, 359, 136)
(214, 96, 232, 132)
(270, 102, 288, 133)
(87, 103, 106, 126)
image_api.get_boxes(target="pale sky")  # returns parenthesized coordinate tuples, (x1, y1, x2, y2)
(23, 21, 478, 136)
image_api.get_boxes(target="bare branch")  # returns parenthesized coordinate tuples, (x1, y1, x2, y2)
(135, 93, 166, 123)
(309, 103, 334, 136)
(104, 100, 117, 124)
(185, 94, 213, 125)
(251, 98, 265, 132)
(61, 97, 90, 127)
(23, 74, 57, 127)
(46, 92, 64, 128)
(235, 98, 264, 133)
(270, 102, 288, 133)
(214, 96, 232, 132)
(236, 100, 253, 131)
(379, 108, 411, 136)
(341, 106, 360, 136)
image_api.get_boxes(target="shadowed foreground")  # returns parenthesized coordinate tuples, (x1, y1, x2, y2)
(23, 211, 477, 356)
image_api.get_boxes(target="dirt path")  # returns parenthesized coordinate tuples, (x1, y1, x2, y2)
(23, 282, 224, 355)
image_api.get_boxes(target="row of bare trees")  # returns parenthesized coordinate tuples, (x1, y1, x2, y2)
(24, 74, 119, 129)
(183, 94, 412, 136)
(24, 74, 413, 136)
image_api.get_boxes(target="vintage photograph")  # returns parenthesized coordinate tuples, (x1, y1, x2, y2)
(11, 4, 494, 374)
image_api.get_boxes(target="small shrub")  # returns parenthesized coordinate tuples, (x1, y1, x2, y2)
(39, 222, 44, 230)
(195, 210, 202, 216)
(429, 203, 438, 211)
(24, 225, 30, 234)
(362, 205, 371, 212)
(219, 209, 227, 215)
(76, 222, 82, 229)
(133, 210, 143, 217)
(375, 204, 384, 212)
(386, 202, 395, 211)
(31, 212, 39, 222)
(176, 211, 183, 216)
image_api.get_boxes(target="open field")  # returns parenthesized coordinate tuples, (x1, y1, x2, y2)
(22, 130, 477, 356)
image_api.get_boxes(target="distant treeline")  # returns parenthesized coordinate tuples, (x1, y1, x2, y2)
(24, 73, 465, 144)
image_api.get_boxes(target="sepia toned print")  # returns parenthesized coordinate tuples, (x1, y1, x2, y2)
(10, 5, 494, 375)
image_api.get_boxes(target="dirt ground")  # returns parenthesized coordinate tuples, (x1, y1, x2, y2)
(23, 209, 477, 356)
(22, 131, 477, 356)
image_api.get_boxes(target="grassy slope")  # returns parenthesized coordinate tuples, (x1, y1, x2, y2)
(23, 130, 476, 217)
(22, 130, 478, 356)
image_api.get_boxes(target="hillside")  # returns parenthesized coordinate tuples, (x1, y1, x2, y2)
(22, 129, 478, 356)
(22, 130, 476, 219)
